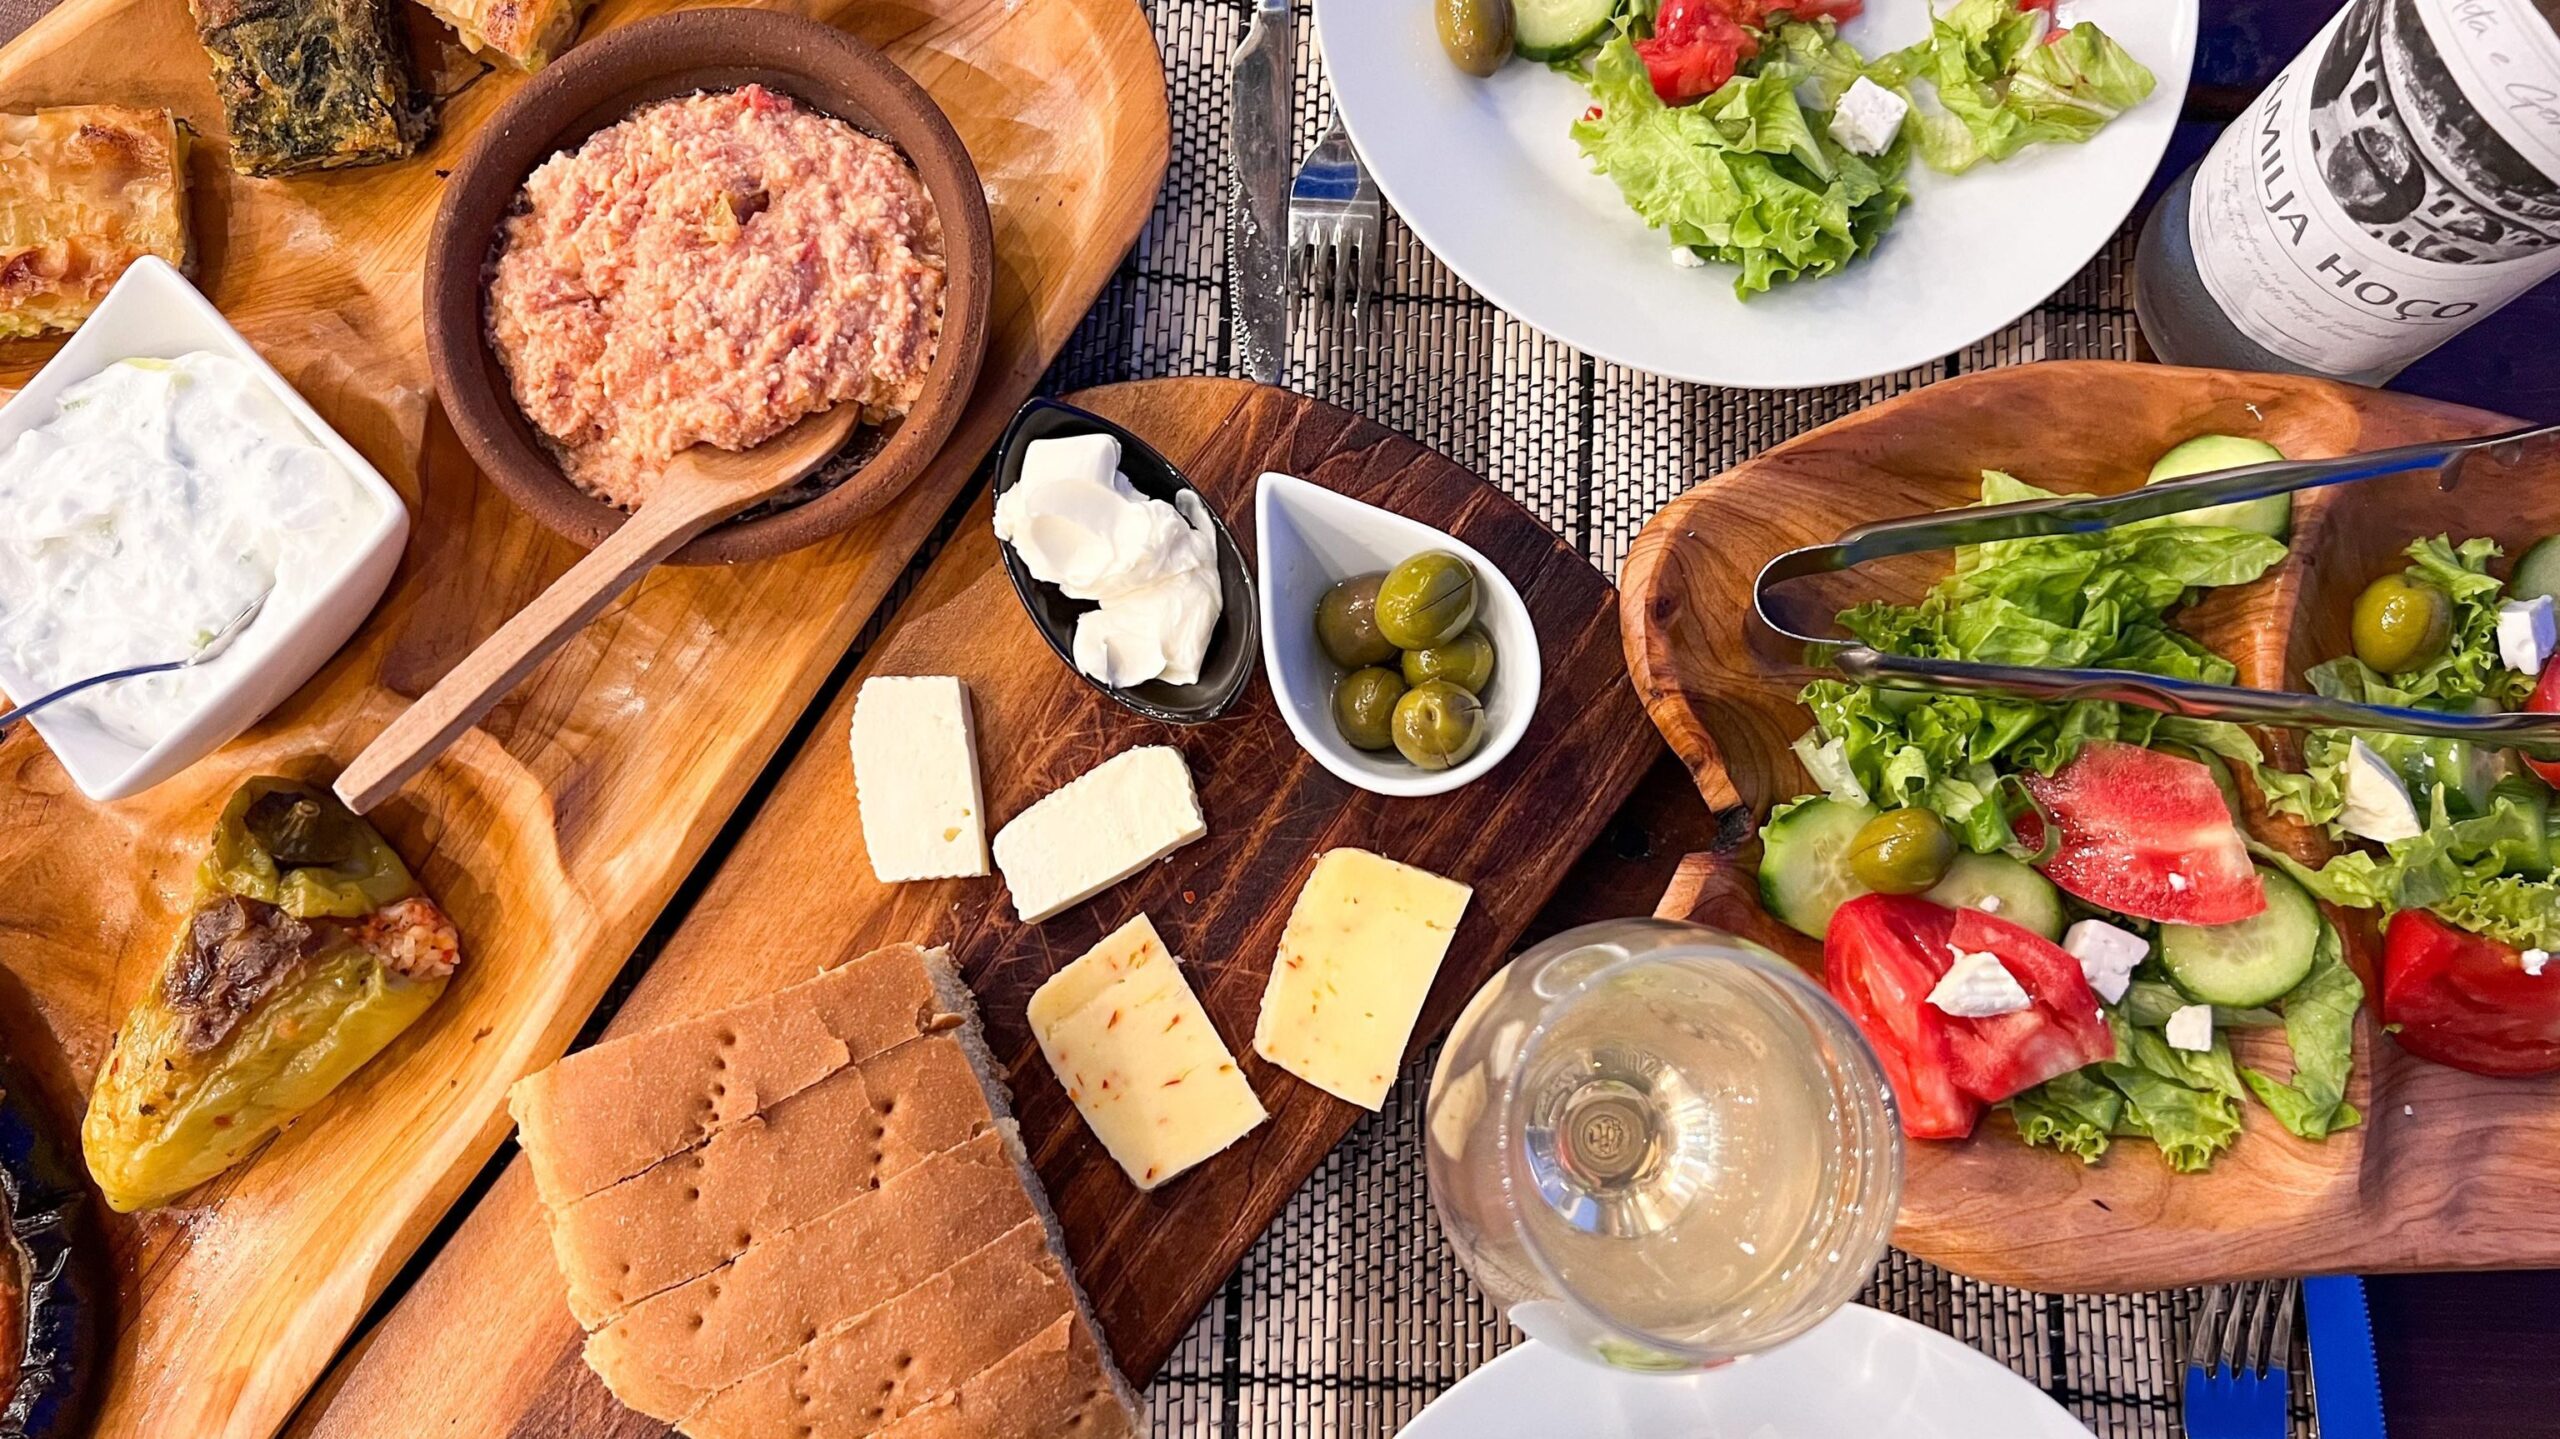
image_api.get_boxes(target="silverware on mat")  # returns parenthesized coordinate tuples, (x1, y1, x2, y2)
(0, 589, 269, 738)
(1755, 421, 2560, 756)
(2184, 1278, 2299, 1439)
(2303, 1275, 2389, 1439)
(1288, 109, 1382, 327)
(1226, 0, 1292, 385)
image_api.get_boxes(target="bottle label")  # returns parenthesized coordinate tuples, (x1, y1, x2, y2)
(2189, 0, 2560, 375)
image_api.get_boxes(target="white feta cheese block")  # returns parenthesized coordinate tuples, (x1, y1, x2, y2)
(2525, 948, 2550, 977)
(2062, 919, 2147, 1005)
(993, 745, 1207, 922)
(1927, 949, 2031, 1018)
(1827, 77, 1908, 157)
(2165, 1003, 2215, 1053)
(2499, 595, 2557, 677)
(2339, 737, 2423, 844)
(848, 676, 988, 883)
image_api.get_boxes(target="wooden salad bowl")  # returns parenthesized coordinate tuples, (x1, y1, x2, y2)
(1621, 359, 2560, 1292)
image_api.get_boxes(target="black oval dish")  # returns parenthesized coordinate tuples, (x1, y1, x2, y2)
(990, 398, 1258, 724)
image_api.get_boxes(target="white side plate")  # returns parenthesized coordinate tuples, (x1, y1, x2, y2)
(1400, 1307, 2097, 1438)
(1314, 0, 2198, 387)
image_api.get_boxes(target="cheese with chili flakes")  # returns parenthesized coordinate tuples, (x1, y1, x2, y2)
(1254, 850, 1473, 1111)
(1026, 914, 1265, 1191)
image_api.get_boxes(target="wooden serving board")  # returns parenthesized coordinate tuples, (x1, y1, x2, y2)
(0, 2, 1166, 1436)
(1621, 359, 2560, 1292)
(283, 380, 1661, 1438)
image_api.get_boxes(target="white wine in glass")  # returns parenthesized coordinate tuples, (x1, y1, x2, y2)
(1425, 919, 1901, 1370)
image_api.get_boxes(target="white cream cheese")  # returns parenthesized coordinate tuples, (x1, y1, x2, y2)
(994, 434, 1224, 688)
(0, 353, 382, 749)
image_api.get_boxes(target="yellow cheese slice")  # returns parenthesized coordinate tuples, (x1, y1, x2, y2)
(1253, 849, 1474, 1111)
(1029, 914, 1266, 1190)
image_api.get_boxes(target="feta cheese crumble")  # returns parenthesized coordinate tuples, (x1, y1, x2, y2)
(2063, 919, 2147, 1004)
(2525, 948, 2550, 977)
(2498, 595, 2557, 676)
(2339, 737, 2423, 844)
(2165, 1003, 2215, 1053)
(1928, 949, 2032, 1018)
(1976, 894, 2002, 914)
(1669, 246, 1707, 269)
(1827, 77, 1908, 157)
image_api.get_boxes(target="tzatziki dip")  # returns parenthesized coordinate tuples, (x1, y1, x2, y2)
(0, 352, 383, 749)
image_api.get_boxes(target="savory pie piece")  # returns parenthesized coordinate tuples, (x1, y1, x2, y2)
(188, 0, 426, 176)
(0, 106, 191, 340)
(413, 0, 585, 69)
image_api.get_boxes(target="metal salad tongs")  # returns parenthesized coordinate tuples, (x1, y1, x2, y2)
(1753, 421, 2560, 759)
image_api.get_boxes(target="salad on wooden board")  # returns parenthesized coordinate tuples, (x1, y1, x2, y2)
(1434, 0, 2157, 295)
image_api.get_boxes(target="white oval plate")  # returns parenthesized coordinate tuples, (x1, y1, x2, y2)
(1399, 1307, 2096, 1439)
(1314, 0, 2196, 387)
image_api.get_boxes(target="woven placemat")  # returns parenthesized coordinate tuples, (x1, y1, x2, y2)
(1039, 5, 2314, 1436)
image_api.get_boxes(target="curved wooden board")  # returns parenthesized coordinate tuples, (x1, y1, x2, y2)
(283, 380, 1662, 1439)
(1623, 360, 2560, 1292)
(0, 2, 1167, 1436)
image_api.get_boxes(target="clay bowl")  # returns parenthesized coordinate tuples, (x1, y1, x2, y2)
(424, 7, 994, 564)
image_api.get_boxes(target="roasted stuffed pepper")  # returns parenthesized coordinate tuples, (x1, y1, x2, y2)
(82, 778, 460, 1212)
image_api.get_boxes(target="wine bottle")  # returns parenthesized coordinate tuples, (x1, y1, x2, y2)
(2135, 0, 2560, 383)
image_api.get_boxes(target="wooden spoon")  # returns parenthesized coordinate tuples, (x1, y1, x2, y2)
(334, 405, 863, 814)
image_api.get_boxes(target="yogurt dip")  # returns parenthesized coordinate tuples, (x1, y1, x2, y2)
(0, 351, 383, 749)
(995, 433, 1223, 688)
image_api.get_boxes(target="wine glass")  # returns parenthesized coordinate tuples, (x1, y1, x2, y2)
(1425, 918, 1901, 1371)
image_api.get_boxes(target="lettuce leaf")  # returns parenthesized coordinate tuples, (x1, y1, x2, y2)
(2263, 781, 2557, 946)
(1882, 2, 2155, 174)
(2240, 930, 2364, 1141)
(2009, 1068, 2122, 1164)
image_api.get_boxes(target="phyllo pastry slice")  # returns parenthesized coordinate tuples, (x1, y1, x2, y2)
(0, 105, 191, 340)
(415, 0, 587, 70)
(189, 0, 427, 176)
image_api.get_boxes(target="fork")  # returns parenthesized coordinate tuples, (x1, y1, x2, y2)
(2183, 1279, 2299, 1439)
(1286, 109, 1382, 326)
(0, 589, 270, 739)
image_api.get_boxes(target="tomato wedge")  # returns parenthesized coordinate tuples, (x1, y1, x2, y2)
(1823, 895, 1981, 1140)
(1823, 896, 2118, 1139)
(1635, 0, 1760, 104)
(2018, 741, 2266, 925)
(1937, 908, 2115, 1102)
(2524, 664, 2560, 790)
(2382, 909, 2560, 1077)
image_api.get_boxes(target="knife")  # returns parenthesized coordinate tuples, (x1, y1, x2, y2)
(1226, 0, 1291, 385)
(2303, 1275, 2388, 1439)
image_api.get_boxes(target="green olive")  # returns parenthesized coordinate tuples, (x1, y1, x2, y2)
(1400, 625, 1497, 694)
(1391, 680, 1486, 770)
(1375, 551, 1481, 651)
(1333, 667, 1406, 751)
(2352, 573, 2455, 674)
(1315, 573, 1398, 669)
(1847, 809, 1956, 896)
(1435, 0, 1515, 77)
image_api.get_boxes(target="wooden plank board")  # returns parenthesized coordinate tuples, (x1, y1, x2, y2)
(1621, 358, 2560, 1291)
(0, 2, 1166, 1436)
(286, 380, 1662, 1438)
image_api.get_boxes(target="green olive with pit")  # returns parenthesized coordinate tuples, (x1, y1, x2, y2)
(1333, 667, 1406, 752)
(1374, 551, 1481, 651)
(1400, 625, 1496, 694)
(1391, 680, 1486, 770)
(2352, 573, 2455, 675)
(1315, 573, 1398, 669)
(1435, 0, 1515, 77)
(1847, 808, 1957, 896)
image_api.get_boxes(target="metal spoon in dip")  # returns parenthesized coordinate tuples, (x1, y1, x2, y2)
(0, 589, 272, 739)
(333, 402, 865, 815)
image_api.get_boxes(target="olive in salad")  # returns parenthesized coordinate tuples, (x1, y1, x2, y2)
(83, 778, 461, 1212)
(1314, 552, 1499, 767)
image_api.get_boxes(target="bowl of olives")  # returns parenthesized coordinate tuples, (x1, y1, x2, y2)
(1256, 470, 1541, 797)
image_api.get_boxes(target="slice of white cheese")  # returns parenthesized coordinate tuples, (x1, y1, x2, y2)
(993, 745, 1206, 923)
(1028, 914, 1266, 1190)
(1253, 849, 1474, 1111)
(2165, 1003, 2215, 1053)
(1926, 949, 2031, 1018)
(1827, 76, 1909, 157)
(2339, 736, 2423, 844)
(2062, 919, 2148, 1005)
(848, 676, 988, 883)
(2499, 595, 2557, 677)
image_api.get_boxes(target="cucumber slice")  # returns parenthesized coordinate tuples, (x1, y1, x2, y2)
(2145, 434, 2290, 538)
(2512, 535, 2560, 608)
(1513, 0, 1617, 61)
(1922, 852, 2065, 940)
(1759, 797, 1880, 939)
(2158, 865, 2320, 1008)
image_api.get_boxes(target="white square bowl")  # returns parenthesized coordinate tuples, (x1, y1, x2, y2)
(0, 257, 410, 801)
(1256, 471, 1541, 798)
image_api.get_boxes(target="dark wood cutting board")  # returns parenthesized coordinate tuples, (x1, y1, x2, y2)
(289, 380, 1661, 1438)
